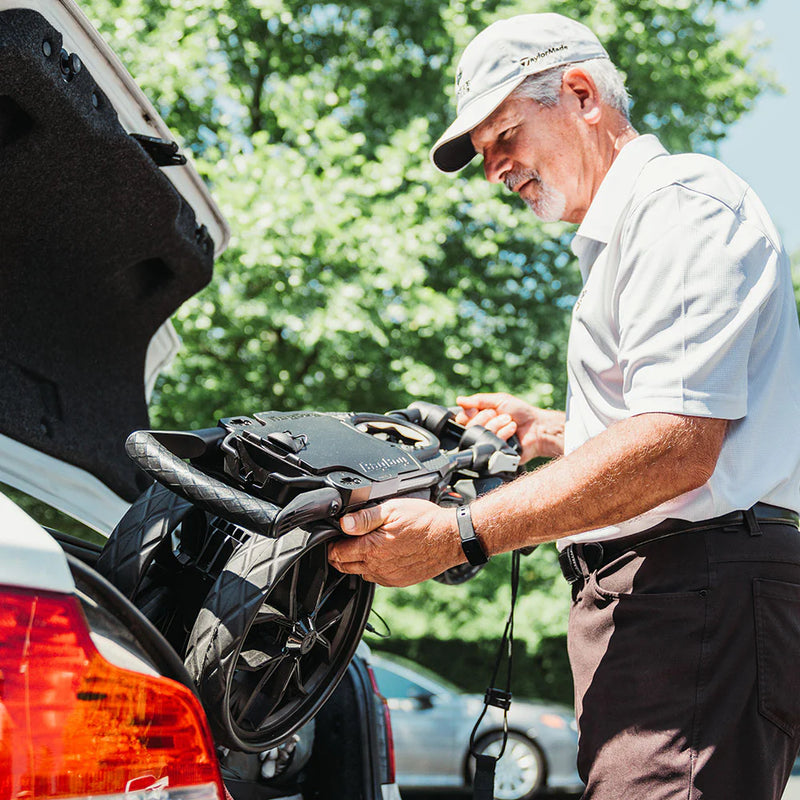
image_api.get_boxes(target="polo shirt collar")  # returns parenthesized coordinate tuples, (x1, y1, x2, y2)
(571, 134, 668, 274)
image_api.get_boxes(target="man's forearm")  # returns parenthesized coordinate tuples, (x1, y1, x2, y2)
(471, 412, 728, 553)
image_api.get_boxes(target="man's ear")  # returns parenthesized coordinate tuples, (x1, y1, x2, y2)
(563, 67, 602, 125)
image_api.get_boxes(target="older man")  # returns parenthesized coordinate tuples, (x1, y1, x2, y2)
(328, 12, 800, 799)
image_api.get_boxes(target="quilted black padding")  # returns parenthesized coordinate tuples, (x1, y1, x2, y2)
(95, 482, 194, 596)
(125, 431, 280, 533)
(0, 9, 214, 500)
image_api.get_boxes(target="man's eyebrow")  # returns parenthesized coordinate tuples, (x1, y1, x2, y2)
(489, 105, 520, 132)
(472, 110, 513, 154)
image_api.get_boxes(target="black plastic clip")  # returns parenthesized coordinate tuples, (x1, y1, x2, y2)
(484, 688, 512, 711)
(131, 134, 187, 167)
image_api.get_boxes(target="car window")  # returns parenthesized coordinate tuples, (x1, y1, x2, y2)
(373, 655, 463, 695)
(371, 665, 429, 699)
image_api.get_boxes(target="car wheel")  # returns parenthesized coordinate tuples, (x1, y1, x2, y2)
(472, 731, 546, 800)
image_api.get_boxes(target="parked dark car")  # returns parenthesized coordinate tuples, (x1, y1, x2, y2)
(0, 2, 398, 797)
(371, 652, 583, 799)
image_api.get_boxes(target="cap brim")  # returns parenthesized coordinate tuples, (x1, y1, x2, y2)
(430, 76, 526, 173)
(430, 132, 476, 173)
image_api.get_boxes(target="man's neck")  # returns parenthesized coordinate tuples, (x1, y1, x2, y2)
(570, 123, 638, 224)
(609, 125, 639, 165)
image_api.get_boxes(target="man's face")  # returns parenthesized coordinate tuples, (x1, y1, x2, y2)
(469, 92, 590, 224)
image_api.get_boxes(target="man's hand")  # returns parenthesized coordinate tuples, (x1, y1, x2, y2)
(456, 392, 565, 463)
(327, 498, 464, 587)
(326, 412, 728, 588)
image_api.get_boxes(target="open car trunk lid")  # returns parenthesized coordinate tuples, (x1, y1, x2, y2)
(0, 0, 229, 532)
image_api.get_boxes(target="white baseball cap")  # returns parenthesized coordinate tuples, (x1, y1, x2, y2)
(430, 13, 610, 173)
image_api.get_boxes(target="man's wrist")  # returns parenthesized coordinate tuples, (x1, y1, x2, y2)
(455, 504, 489, 566)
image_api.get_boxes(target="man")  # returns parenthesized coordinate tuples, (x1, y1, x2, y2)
(328, 12, 800, 799)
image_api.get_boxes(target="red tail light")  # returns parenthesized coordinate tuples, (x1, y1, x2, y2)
(366, 664, 396, 785)
(0, 585, 224, 800)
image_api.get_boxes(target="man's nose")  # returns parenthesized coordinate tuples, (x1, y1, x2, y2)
(483, 149, 510, 184)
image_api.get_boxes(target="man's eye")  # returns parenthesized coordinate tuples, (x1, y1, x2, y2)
(498, 126, 515, 141)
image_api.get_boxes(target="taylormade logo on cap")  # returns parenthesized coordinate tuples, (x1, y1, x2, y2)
(517, 44, 569, 68)
(431, 13, 610, 172)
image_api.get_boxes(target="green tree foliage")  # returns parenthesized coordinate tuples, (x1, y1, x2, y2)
(81, 0, 774, 668)
(82, 0, 772, 422)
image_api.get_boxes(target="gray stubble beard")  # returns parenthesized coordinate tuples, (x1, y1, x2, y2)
(504, 167, 567, 222)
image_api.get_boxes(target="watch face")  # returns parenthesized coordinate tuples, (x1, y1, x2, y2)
(461, 536, 489, 566)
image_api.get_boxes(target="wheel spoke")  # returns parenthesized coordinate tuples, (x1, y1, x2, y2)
(315, 572, 347, 614)
(304, 554, 328, 618)
(315, 608, 344, 635)
(314, 633, 332, 662)
(233, 656, 295, 727)
(320, 585, 357, 641)
(254, 658, 303, 727)
(292, 658, 310, 697)
(230, 655, 283, 722)
(286, 561, 301, 621)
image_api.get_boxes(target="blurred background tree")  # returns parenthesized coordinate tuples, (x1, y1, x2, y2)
(80, 0, 778, 698)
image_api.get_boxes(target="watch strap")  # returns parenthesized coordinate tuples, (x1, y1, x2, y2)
(456, 505, 489, 566)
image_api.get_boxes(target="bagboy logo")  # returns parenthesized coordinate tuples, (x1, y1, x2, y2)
(518, 43, 568, 68)
(358, 454, 415, 474)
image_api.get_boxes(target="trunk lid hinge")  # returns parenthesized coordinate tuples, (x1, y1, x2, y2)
(131, 133, 187, 167)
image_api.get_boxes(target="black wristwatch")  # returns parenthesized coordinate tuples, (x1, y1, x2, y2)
(456, 505, 489, 566)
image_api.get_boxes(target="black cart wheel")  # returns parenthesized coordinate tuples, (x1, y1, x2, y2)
(95, 482, 194, 598)
(96, 482, 219, 652)
(184, 525, 374, 752)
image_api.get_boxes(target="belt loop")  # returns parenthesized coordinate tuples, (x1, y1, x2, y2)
(744, 507, 762, 537)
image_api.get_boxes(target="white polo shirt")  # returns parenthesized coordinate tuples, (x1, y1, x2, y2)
(561, 134, 800, 546)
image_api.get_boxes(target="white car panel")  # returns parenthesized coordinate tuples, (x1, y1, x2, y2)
(145, 320, 183, 402)
(0, 433, 128, 534)
(0, 491, 74, 592)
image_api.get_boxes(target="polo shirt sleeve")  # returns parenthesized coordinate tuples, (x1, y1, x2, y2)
(615, 183, 781, 420)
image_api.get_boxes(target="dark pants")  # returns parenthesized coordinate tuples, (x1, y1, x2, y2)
(567, 521, 800, 800)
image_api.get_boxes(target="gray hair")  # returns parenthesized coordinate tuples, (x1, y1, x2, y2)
(511, 58, 631, 119)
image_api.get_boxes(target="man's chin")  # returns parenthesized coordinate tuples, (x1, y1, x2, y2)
(523, 196, 566, 223)
(520, 181, 567, 222)
(532, 208, 563, 223)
